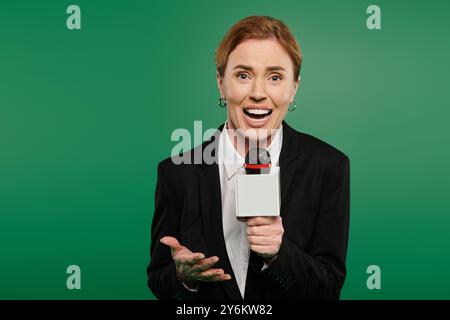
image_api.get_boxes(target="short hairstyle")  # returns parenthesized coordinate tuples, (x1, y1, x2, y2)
(215, 15, 302, 80)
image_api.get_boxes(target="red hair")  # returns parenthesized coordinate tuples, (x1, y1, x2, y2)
(215, 15, 302, 80)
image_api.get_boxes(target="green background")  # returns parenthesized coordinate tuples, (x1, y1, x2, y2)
(1, 0, 449, 299)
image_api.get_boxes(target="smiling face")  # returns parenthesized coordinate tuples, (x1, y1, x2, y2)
(217, 38, 300, 142)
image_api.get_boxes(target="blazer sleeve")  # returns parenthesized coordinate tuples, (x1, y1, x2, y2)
(146, 161, 200, 300)
(250, 155, 350, 299)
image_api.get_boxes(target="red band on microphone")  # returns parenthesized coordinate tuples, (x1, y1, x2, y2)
(244, 163, 272, 169)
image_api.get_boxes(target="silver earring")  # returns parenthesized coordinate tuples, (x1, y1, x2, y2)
(288, 101, 297, 111)
(218, 97, 227, 108)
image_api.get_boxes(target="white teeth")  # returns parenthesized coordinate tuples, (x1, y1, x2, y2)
(246, 108, 270, 115)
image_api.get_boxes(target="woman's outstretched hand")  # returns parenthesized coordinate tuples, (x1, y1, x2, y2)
(160, 236, 232, 288)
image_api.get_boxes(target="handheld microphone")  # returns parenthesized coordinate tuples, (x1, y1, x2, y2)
(235, 148, 280, 217)
(244, 148, 271, 175)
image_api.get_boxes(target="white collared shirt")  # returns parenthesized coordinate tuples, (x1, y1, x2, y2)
(218, 122, 283, 298)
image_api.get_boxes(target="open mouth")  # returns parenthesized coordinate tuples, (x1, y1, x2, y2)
(243, 107, 273, 120)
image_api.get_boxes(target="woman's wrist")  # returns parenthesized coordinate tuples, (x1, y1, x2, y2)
(176, 272, 199, 290)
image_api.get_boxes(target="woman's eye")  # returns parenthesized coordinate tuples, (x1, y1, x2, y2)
(270, 75, 282, 81)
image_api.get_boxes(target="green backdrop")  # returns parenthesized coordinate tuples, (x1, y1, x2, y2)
(1, 0, 449, 299)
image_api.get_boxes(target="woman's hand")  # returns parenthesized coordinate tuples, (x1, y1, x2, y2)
(160, 236, 232, 288)
(246, 216, 284, 262)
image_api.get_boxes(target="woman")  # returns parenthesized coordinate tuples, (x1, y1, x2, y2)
(147, 15, 350, 300)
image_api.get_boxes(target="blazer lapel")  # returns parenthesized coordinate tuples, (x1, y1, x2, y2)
(197, 125, 242, 300)
(279, 121, 302, 209)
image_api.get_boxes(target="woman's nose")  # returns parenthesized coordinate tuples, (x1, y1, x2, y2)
(250, 78, 266, 101)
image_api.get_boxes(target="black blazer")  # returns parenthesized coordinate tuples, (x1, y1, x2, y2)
(147, 121, 350, 300)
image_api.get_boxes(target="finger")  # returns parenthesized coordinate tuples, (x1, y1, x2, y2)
(210, 274, 232, 282)
(175, 252, 206, 265)
(247, 225, 272, 236)
(199, 274, 232, 282)
(246, 216, 276, 226)
(198, 270, 232, 282)
(250, 244, 275, 255)
(215, 274, 232, 281)
(191, 252, 206, 263)
(176, 251, 206, 264)
(191, 256, 220, 273)
(160, 236, 183, 253)
(248, 235, 274, 246)
(199, 268, 224, 278)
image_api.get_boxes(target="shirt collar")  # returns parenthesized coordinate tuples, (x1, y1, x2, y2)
(218, 121, 283, 180)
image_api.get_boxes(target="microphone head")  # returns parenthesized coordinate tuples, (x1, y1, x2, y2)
(245, 148, 271, 174)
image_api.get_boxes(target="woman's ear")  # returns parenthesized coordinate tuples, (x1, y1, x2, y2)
(216, 71, 225, 98)
(290, 75, 301, 102)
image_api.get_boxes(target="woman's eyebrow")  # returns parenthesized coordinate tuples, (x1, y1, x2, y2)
(233, 64, 286, 72)
(266, 66, 286, 72)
